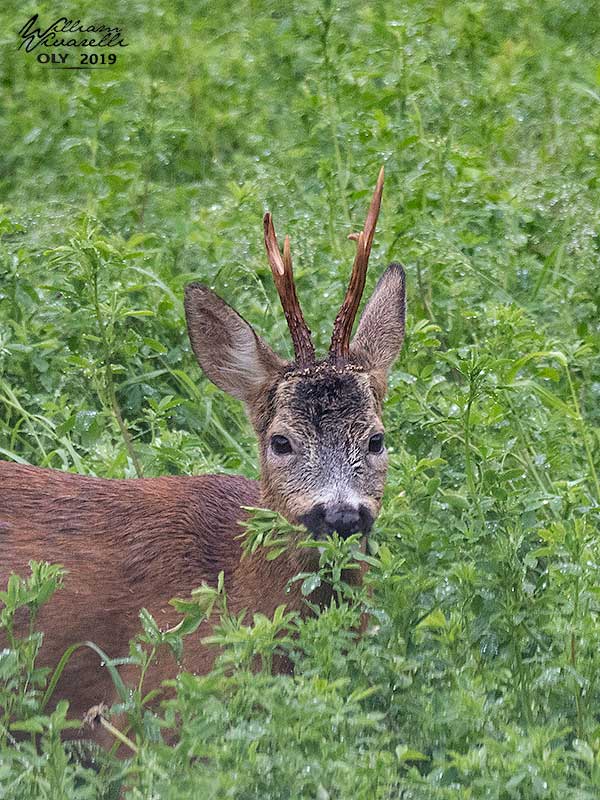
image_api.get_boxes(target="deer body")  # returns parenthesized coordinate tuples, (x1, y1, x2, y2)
(0, 463, 332, 728)
(0, 169, 405, 742)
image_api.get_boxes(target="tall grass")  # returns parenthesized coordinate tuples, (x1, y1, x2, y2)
(1, 0, 600, 796)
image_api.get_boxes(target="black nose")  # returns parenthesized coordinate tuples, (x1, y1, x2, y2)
(324, 504, 361, 537)
(299, 502, 373, 539)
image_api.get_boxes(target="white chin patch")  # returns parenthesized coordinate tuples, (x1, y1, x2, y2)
(318, 545, 326, 555)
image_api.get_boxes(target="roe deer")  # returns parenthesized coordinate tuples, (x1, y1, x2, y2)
(0, 169, 405, 745)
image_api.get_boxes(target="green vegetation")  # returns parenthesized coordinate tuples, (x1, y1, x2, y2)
(2, 0, 600, 796)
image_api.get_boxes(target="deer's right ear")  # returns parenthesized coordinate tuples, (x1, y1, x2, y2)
(184, 284, 285, 402)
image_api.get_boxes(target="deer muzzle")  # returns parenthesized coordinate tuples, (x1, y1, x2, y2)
(299, 501, 374, 540)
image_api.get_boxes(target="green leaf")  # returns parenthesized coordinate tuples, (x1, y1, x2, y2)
(301, 574, 322, 596)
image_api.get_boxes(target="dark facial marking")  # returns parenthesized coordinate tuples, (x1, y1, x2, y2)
(289, 370, 371, 433)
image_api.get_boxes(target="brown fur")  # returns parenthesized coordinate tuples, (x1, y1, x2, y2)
(0, 462, 347, 746)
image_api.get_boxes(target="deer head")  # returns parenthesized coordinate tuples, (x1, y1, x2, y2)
(184, 169, 405, 540)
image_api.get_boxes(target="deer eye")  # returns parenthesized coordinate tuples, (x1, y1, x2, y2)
(368, 433, 385, 454)
(270, 435, 293, 455)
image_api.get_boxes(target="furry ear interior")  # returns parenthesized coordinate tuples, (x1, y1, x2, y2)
(184, 283, 285, 402)
(349, 263, 406, 381)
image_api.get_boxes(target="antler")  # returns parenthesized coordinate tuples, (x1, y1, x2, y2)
(263, 212, 315, 366)
(329, 166, 384, 362)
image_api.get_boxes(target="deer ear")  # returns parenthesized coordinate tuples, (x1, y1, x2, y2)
(349, 263, 406, 381)
(184, 283, 285, 402)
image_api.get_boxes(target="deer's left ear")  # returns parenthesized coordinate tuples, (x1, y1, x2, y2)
(349, 263, 406, 381)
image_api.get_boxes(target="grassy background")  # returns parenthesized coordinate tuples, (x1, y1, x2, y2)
(1, 0, 600, 797)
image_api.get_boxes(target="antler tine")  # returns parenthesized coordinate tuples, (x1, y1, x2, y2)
(263, 212, 315, 366)
(329, 166, 384, 361)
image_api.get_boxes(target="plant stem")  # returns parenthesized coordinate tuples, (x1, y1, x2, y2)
(513, 632, 533, 727)
(91, 263, 143, 477)
(320, 10, 350, 227)
(565, 365, 599, 503)
(99, 715, 138, 754)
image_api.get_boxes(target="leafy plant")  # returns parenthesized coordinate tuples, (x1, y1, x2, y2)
(2, 0, 600, 796)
